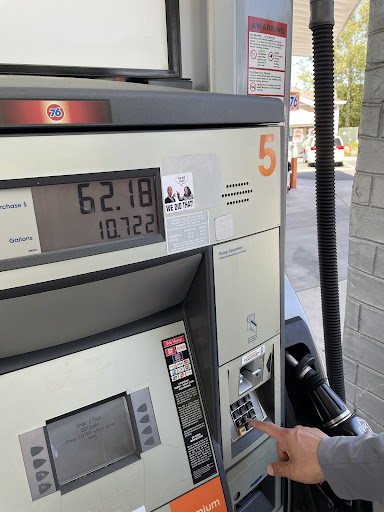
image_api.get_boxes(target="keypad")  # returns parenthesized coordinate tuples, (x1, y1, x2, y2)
(230, 394, 257, 437)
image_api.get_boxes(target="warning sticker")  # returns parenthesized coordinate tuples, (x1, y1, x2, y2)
(248, 69, 285, 96)
(162, 334, 217, 485)
(248, 17, 287, 99)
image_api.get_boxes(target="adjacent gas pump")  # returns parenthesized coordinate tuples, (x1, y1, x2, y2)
(0, 77, 285, 511)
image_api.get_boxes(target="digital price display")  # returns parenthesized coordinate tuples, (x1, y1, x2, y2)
(31, 175, 160, 253)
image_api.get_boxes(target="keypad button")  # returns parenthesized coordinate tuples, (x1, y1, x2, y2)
(137, 403, 148, 413)
(39, 483, 52, 494)
(235, 419, 242, 428)
(246, 402, 253, 410)
(238, 426, 247, 436)
(240, 406, 247, 414)
(249, 409, 256, 418)
(238, 398, 244, 406)
(230, 403, 237, 411)
(36, 471, 49, 482)
(233, 410, 241, 419)
(30, 447, 44, 457)
(246, 424, 252, 431)
(139, 414, 150, 424)
(33, 459, 46, 470)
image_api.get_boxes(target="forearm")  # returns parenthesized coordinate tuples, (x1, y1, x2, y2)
(318, 433, 384, 501)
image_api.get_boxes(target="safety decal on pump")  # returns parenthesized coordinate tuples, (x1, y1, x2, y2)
(247, 17, 287, 100)
(162, 334, 217, 485)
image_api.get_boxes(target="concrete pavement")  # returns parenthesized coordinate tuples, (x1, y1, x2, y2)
(285, 158, 356, 363)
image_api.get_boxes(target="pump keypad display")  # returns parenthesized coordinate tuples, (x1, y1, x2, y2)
(230, 391, 267, 440)
(231, 395, 256, 436)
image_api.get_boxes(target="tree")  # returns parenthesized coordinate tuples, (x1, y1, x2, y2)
(335, 0, 369, 127)
(295, 57, 313, 90)
(295, 0, 369, 127)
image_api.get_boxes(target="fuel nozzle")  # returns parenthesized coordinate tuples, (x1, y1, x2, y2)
(286, 352, 372, 436)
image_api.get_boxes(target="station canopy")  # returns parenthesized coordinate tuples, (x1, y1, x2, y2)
(292, 0, 361, 56)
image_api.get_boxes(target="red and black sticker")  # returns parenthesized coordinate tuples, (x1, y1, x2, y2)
(162, 334, 217, 485)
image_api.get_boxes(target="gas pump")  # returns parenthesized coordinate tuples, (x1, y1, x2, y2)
(0, 77, 285, 511)
(0, 2, 376, 512)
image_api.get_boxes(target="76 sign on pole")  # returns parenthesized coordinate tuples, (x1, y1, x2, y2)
(290, 92, 299, 110)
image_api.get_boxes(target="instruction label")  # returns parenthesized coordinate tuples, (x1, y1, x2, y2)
(242, 345, 265, 366)
(162, 334, 217, 485)
(0, 188, 41, 260)
(248, 17, 287, 100)
(166, 211, 210, 254)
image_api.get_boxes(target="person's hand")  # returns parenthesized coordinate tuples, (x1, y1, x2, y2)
(248, 419, 328, 484)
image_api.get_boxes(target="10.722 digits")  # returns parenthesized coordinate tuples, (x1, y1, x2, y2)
(77, 178, 156, 241)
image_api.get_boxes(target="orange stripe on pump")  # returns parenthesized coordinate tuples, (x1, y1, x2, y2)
(170, 477, 227, 512)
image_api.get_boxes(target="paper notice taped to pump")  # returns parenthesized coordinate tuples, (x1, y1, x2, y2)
(248, 17, 287, 100)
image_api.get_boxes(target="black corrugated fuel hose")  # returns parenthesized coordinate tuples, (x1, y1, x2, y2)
(310, 2, 345, 401)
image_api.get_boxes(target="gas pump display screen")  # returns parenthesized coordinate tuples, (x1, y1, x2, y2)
(31, 175, 159, 253)
(46, 396, 136, 486)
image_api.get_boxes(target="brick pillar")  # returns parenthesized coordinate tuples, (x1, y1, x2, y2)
(343, 0, 384, 433)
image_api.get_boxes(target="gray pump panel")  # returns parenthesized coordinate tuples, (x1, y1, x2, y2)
(0, 78, 285, 512)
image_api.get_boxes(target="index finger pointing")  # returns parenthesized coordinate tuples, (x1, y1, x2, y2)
(248, 419, 285, 440)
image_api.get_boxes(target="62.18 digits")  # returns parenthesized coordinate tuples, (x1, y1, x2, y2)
(77, 178, 155, 240)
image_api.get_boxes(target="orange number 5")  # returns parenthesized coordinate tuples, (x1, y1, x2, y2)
(258, 134, 276, 177)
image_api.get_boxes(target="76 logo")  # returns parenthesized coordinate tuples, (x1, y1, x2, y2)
(46, 103, 64, 121)
(290, 93, 299, 110)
